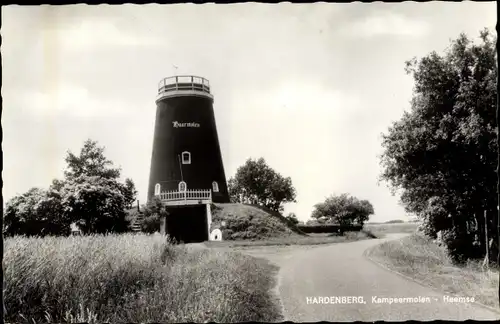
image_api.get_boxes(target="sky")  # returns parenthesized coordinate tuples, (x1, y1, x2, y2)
(2, 3, 497, 223)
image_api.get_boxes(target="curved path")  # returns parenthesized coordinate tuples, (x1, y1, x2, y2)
(241, 234, 500, 322)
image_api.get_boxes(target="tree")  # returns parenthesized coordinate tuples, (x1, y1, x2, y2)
(122, 178, 138, 209)
(285, 212, 299, 225)
(496, 25, 500, 306)
(59, 175, 128, 234)
(59, 139, 135, 234)
(4, 139, 138, 237)
(140, 196, 169, 234)
(379, 29, 497, 263)
(228, 158, 297, 213)
(311, 193, 374, 226)
(4, 187, 70, 237)
(64, 139, 121, 180)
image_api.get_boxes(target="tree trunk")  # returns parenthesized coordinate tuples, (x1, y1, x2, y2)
(476, 209, 486, 255)
(485, 210, 490, 264)
(496, 77, 499, 306)
(489, 208, 499, 264)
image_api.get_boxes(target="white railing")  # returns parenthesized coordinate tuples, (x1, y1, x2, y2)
(158, 75, 211, 94)
(157, 189, 212, 202)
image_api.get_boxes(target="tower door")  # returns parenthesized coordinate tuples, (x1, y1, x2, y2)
(179, 181, 187, 192)
(166, 206, 208, 243)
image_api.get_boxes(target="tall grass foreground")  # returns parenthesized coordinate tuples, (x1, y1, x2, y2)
(4, 233, 282, 323)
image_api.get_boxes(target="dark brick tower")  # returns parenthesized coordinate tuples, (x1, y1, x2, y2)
(147, 76, 230, 204)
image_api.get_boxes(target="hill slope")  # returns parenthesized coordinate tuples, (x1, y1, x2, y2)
(211, 203, 306, 240)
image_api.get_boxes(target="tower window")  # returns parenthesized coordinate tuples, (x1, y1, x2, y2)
(181, 151, 191, 164)
(154, 183, 161, 195)
(212, 181, 219, 193)
(178, 181, 187, 192)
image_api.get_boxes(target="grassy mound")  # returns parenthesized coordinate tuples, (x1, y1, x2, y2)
(210, 203, 306, 241)
(365, 233, 499, 310)
(4, 234, 283, 323)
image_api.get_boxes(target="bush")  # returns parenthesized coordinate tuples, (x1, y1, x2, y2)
(441, 228, 481, 264)
(142, 214, 161, 234)
(297, 224, 363, 234)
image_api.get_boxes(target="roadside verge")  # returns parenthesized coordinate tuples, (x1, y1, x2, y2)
(363, 233, 500, 314)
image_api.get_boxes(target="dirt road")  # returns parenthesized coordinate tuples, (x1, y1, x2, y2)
(238, 234, 500, 321)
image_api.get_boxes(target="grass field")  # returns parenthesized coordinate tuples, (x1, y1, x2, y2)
(205, 230, 379, 248)
(365, 233, 499, 310)
(4, 233, 283, 323)
(363, 222, 420, 236)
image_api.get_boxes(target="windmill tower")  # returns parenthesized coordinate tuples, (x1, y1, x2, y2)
(147, 75, 230, 242)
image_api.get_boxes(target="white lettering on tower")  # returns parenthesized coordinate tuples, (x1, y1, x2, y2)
(172, 121, 200, 128)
